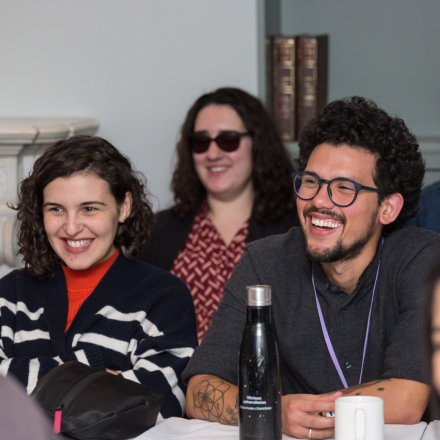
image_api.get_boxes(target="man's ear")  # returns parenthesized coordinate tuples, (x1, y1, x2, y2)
(379, 193, 404, 225)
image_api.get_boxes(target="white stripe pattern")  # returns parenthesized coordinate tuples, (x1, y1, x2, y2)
(17, 302, 44, 321)
(15, 330, 50, 344)
(137, 346, 194, 360)
(1, 326, 14, 341)
(127, 338, 138, 354)
(76, 333, 129, 354)
(0, 300, 44, 320)
(27, 359, 40, 394)
(120, 369, 141, 383)
(97, 306, 164, 337)
(135, 359, 186, 411)
(75, 349, 90, 366)
(0, 298, 17, 315)
(72, 333, 82, 348)
(0, 358, 12, 376)
(98, 306, 146, 323)
(141, 320, 164, 337)
(0, 262, 197, 417)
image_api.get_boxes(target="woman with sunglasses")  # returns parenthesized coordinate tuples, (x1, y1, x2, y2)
(138, 87, 299, 341)
(0, 136, 198, 417)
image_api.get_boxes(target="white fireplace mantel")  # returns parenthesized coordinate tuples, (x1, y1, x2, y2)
(0, 117, 99, 277)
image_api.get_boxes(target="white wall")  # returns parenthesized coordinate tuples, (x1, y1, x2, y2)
(0, 0, 259, 209)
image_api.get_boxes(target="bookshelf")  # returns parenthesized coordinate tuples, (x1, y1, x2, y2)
(258, 0, 440, 187)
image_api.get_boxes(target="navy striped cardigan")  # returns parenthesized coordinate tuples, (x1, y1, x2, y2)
(0, 252, 198, 418)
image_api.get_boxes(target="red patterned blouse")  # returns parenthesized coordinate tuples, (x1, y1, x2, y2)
(171, 203, 249, 340)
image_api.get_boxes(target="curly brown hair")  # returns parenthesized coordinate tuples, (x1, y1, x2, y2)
(172, 87, 295, 223)
(13, 135, 155, 279)
(295, 96, 424, 234)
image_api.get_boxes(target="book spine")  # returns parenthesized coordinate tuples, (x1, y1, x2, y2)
(271, 37, 296, 141)
(265, 38, 273, 114)
(296, 35, 328, 138)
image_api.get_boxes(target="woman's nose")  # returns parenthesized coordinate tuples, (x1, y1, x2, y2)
(206, 140, 223, 159)
(64, 213, 83, 236)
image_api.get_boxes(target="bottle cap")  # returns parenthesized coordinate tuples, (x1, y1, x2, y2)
(246, 285, 272, 306)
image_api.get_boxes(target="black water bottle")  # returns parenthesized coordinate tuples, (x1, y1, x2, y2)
(239, 285, 281, 440)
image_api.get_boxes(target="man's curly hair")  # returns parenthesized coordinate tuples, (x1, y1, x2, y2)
(13, 136, 155, 279)
(295, 96, 424, 234)
(172, 87, 295, 223)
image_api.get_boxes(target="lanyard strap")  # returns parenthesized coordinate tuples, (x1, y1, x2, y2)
(311, 245, 382, 388)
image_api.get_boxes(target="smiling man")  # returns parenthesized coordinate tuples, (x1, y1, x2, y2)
(182, 97, 440, 439)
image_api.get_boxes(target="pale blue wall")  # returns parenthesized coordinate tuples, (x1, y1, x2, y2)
(280, 0, 440, 138)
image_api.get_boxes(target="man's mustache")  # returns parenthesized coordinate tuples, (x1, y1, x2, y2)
(303, 206, 346, 225)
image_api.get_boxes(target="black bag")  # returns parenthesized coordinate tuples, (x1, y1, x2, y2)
(31, 361, 163, 440)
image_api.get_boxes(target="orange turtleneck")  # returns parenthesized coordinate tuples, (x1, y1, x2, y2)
(62, 248, 119, 332)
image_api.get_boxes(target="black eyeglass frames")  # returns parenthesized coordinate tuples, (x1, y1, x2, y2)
(189, 131, 251, 154)
(292, 171, 381, 207)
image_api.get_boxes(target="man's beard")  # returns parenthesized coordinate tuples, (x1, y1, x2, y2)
(302, 207, 379, 264)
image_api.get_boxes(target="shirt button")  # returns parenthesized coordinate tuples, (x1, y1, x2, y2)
(345, 362, 352, 369)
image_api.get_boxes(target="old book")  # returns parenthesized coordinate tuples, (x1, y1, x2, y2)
(268, 36, 296, 141)
(296, 35, 328, 138)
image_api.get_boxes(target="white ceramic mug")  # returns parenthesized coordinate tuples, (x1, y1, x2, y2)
(335, 396, 384, 440)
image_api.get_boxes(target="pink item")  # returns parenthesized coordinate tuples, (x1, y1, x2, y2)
(54, 410, 62, 434)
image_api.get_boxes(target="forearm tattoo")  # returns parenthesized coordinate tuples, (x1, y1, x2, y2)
(192, 379, 239, 425)
(341, 378, 391, 396)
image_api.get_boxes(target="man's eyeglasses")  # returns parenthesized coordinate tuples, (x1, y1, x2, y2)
(292, 171, 381, 207)
(189, 131, 250, 154)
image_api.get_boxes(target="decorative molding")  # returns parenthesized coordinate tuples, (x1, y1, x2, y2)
(0, 118, 99, 145)
(0, 218, 19, 267)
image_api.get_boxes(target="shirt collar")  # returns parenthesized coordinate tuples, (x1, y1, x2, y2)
(311, 237, 384, 300)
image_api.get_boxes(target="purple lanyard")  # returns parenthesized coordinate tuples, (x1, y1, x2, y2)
(311, 239, 383, 388)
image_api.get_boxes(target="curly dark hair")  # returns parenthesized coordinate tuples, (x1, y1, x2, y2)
(172, 87, 295, 223)
(13, 135, 155, 279)
(295, 96, 424, 233)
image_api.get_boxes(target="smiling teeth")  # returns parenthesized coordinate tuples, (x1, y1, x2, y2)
(66, 239, 92, 248)
(311, 217, 342, 228)
(210, 166, 228, 172)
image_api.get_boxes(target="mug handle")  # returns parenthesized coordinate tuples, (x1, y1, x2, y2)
(355, 409, 365, 440)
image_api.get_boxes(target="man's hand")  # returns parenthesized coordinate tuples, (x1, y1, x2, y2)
(282, 392, 342, 439)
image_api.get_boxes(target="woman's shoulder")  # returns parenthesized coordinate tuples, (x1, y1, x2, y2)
(248, 206, 300, 242)
(0, 267, 55, 304)
(0, 268, 41, 287)
(114, 253, 192, 296)
(137, 207, 197, 269)
(154, 207, 195, 229)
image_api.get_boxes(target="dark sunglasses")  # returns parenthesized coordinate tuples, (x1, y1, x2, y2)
(189, 131, 251, 154)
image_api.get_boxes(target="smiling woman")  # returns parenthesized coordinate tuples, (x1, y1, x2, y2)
(43, 174, 131, 271)
(1, 136, 198, 417)
(138, 87, 299, 341)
